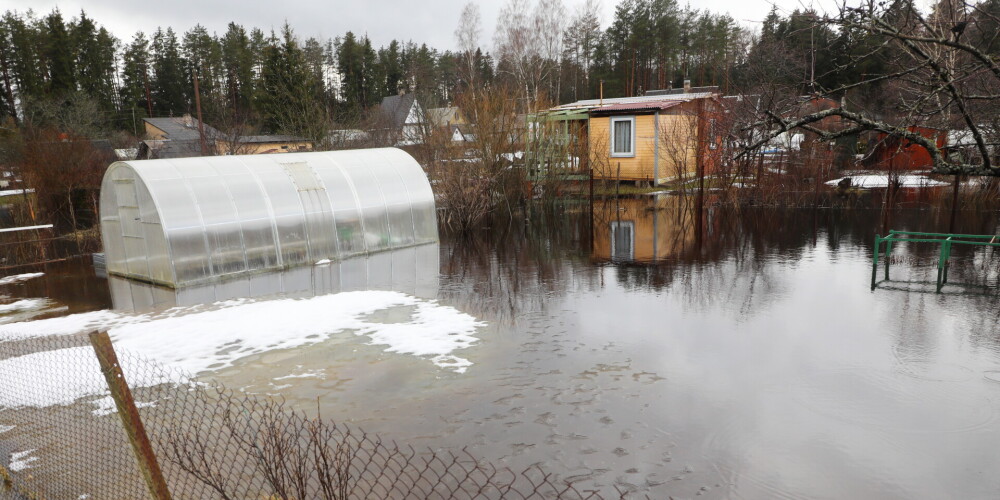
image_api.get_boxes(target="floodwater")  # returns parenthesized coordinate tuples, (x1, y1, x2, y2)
(6, 195, 1000, 498)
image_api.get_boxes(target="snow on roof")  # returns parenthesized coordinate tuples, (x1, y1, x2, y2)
(552, 92, 718, 112)
(114, 148, 137, 160)
(591, 100, 684, 113)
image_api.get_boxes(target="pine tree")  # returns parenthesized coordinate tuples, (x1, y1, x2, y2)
(43, 9, 76, 97)
(72, 11, 119, 116)
(0, 16, 20, 121)
(3, 11, 46, 103)
(378, 40, 404, 97)
(221, 23, 255, 115)
(120, 32, 151, 125)
(151, 27, 188, 116)
(256, 23, 325, 139)
(182, 24, 223, 120)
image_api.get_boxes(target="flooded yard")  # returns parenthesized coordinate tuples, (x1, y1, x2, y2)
(4, 197, 1000, 498)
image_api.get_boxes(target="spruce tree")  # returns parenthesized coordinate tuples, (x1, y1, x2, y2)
(43, 9, 76, 97)
(151, 27, 188, 116)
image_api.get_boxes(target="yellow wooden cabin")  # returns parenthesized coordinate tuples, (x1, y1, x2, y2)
(215, 135, 314, 155)
(543, 88, 722, 185)
(588, 96, 720, 185)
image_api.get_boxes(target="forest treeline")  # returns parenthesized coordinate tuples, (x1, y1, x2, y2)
(1, 0, 999, 141)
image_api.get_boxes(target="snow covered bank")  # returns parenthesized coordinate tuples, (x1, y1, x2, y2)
(0, 291, 483, 409)
(825, 174, 948, 188)
(106, 290, 483, 375)
(0, 347, 177, 409)
(0, 189, 34, 197)
(0, 299, 50, 314)
(0, 291, 484, 408)
(0, 273, 44, 285)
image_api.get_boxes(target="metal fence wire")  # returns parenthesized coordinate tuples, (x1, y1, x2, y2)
(0, 332, 637, 499)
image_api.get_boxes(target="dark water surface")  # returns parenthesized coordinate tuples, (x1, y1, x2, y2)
(6, 197, 1000, 498)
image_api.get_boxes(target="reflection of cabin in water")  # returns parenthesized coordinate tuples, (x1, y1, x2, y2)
(591, 196, 699, 263)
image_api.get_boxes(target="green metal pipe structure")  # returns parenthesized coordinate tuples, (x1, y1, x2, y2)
(872, 230, 1000, 292)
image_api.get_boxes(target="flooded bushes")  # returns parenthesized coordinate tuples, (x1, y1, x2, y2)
(427, 87, 527, 231)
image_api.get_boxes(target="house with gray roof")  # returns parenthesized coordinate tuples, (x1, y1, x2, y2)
(378, 93, 426, 146)
(139, 115, 222, 159)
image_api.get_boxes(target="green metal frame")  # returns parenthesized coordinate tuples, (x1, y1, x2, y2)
(871, 230, 1000, 292)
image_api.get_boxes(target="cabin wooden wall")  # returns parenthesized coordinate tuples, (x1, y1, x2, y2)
(589, 103, 701, 183)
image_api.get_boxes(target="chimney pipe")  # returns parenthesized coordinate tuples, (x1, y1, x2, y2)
(683, 79, 692, 93)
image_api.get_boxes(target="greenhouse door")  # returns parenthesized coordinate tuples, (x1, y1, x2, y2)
(112, 177, 150, 278)
(282, 162, 338, 262)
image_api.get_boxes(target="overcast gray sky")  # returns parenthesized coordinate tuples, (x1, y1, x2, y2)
(6, 0, 839, 50)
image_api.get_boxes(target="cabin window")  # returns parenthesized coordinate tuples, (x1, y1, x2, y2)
(709, 119, 718, 150)
(610, 116, 635, 157)
(610, 221, 635, 262)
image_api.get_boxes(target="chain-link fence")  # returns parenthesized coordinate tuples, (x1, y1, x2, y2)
(0, 332, 638, 499)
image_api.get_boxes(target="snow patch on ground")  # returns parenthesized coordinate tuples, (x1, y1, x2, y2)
(8, 449, 38, 472)
(0, 310, 131, 341)
(106, 290, 483, 375)
(0, 189, 34, 197)
(0, 299, 50, 314)
(364, 300, 481, 373)
(0, 291, 484, 409)
(0, 424, 13, 433)
(274, 369, 325, 381)
(91, 396, 157, 417)
(826, 174, 949, 188)
(0, 273, 44, 285)
(0, 347, 179, 409)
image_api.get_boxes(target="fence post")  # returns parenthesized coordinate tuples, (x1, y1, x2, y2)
(935, 239, 951, 293)
(871, 234, 881, 290)
(88, 331, 173, 500)
(942, 239, 952, 287)
(884, 236, 893, 281)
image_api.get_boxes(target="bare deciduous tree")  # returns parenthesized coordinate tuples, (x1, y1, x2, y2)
(745, 0, 1000, 177)
(494, 0, 566, 107)
(455, 2, 482, 88)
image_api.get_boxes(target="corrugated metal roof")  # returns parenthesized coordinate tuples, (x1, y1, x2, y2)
(591, 100, 684, 113)
(645, 86, 720, 96)
(552, 92, 717, 112)
(242, 135, 310, 143)
(143, 117, 222, 141)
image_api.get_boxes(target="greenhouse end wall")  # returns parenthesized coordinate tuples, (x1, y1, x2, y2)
(99, 148, 438, 288)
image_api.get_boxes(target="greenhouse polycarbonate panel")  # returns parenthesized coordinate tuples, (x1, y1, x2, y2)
(108, 243, 440, 312)
(369, 157, 416, 247)
(315, 161, 365, 256)
(224, 173, 280, 271)
(99, 148, 437, 288)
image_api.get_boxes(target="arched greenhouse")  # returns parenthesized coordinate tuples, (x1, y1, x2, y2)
(100, 148, 437, 288)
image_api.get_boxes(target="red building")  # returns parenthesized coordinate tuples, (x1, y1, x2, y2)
(862, 126, 946, 171)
